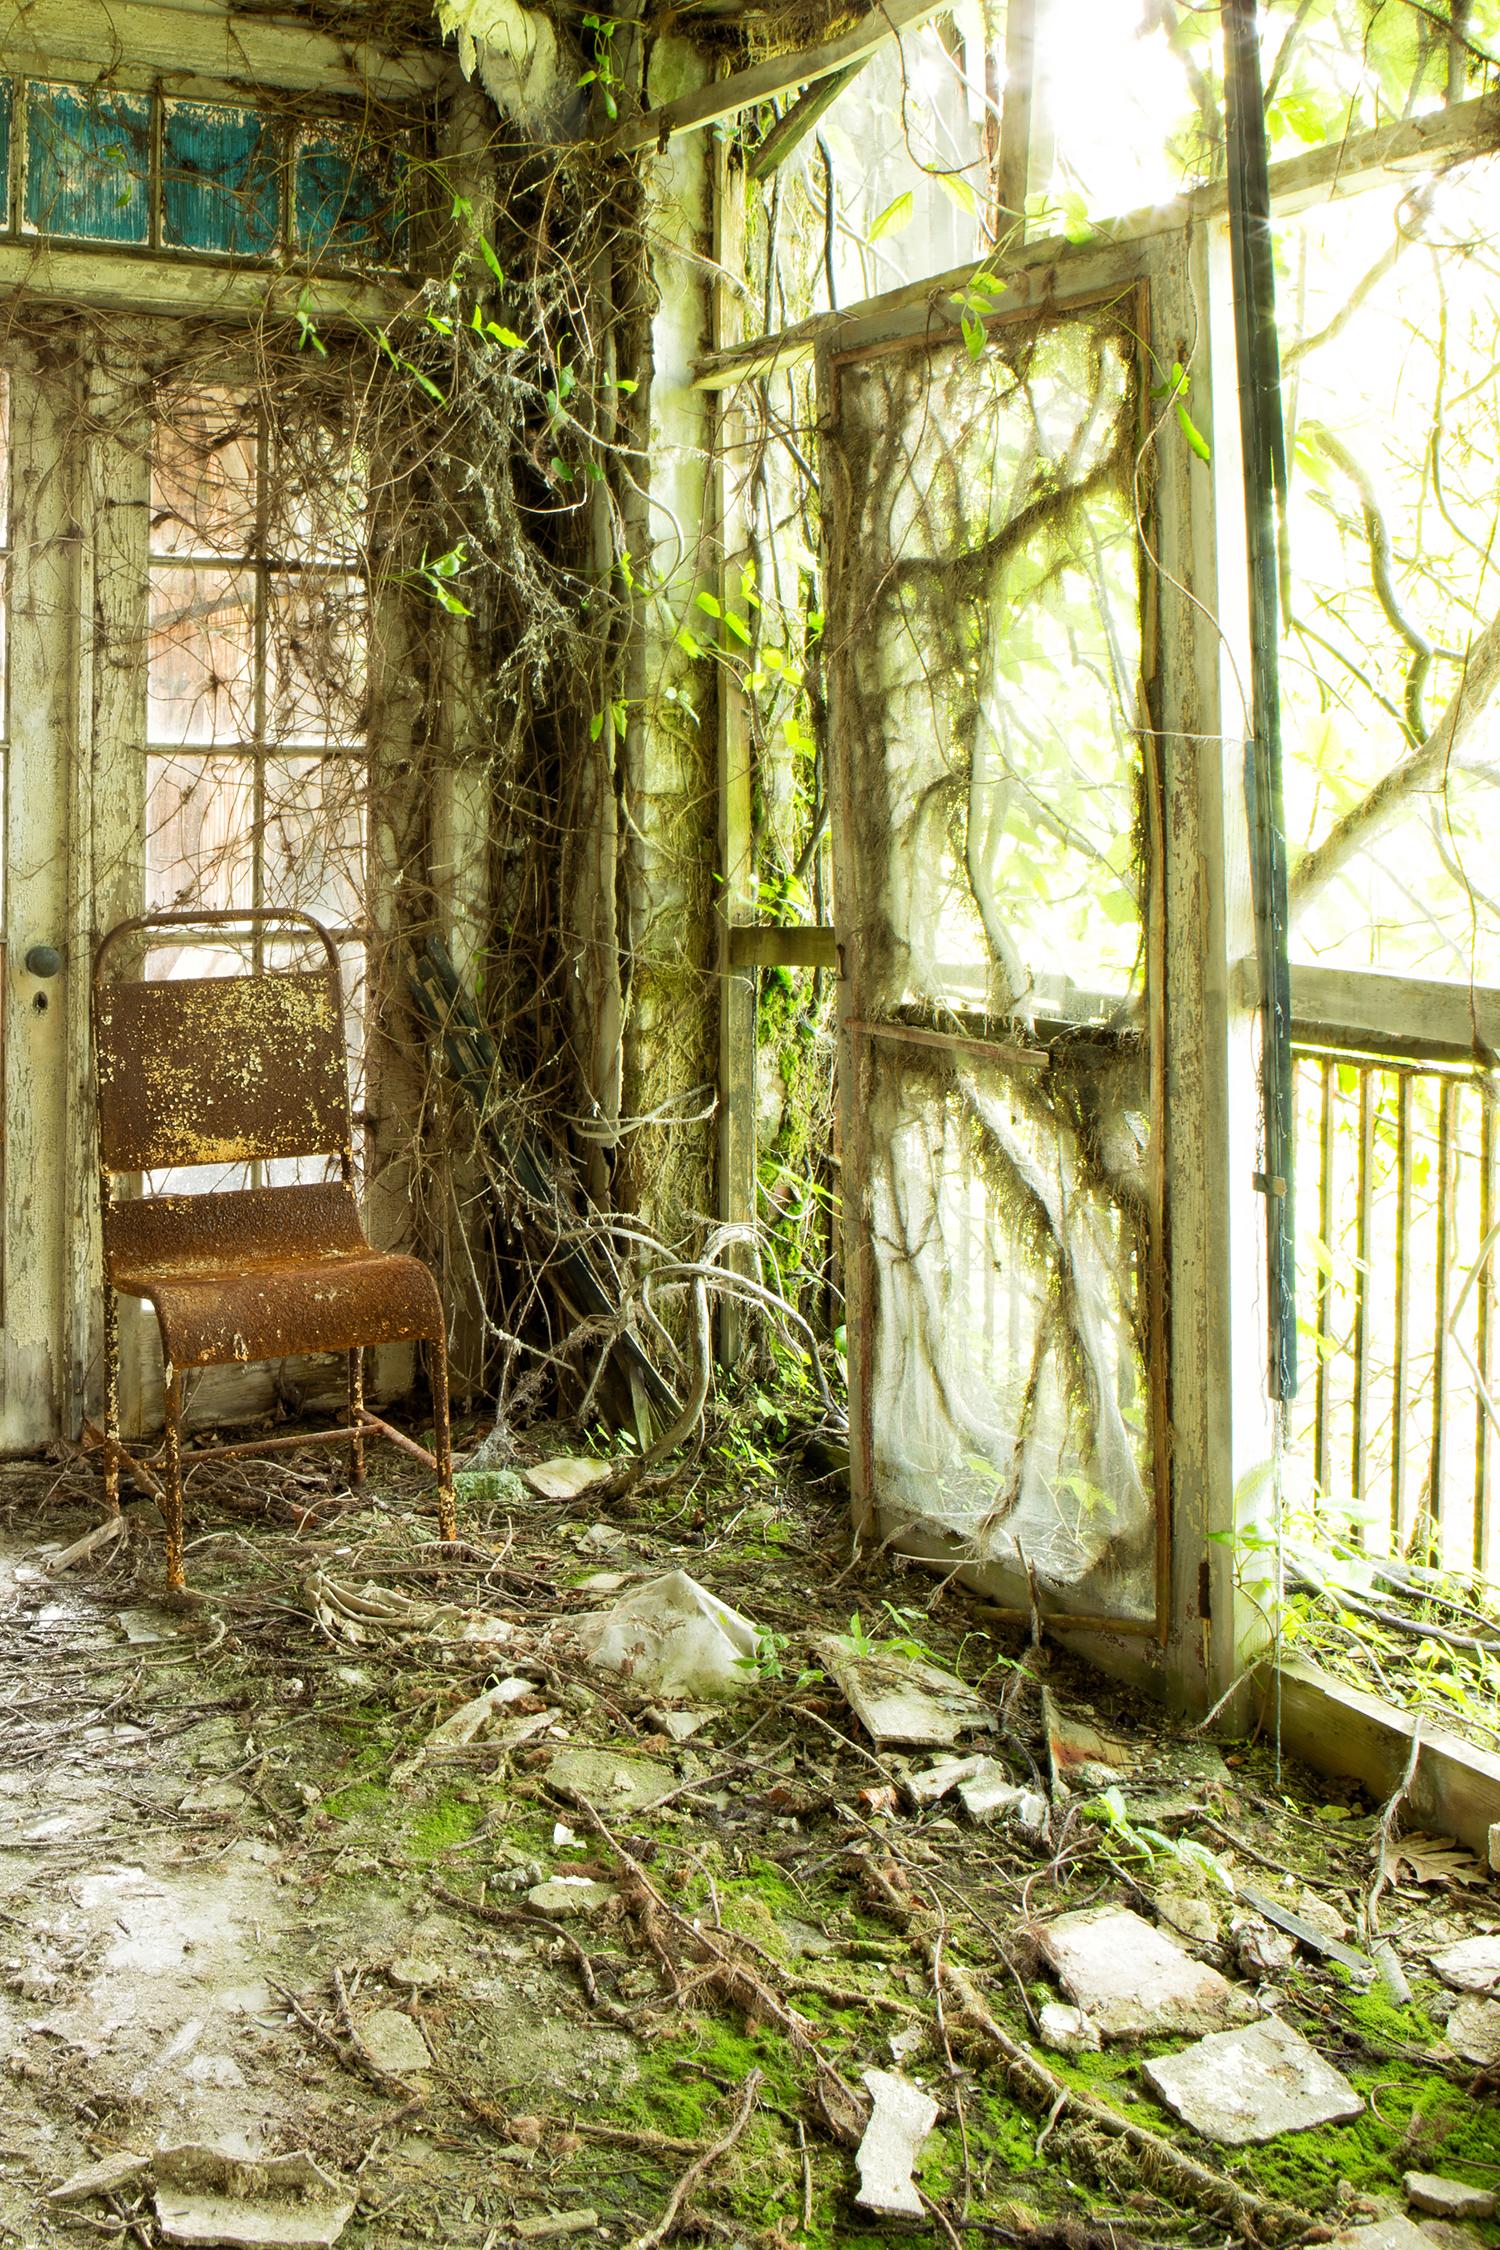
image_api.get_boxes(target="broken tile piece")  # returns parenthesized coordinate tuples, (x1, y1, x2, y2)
(546, 1745, 674, 1816)
(1406, 2174, 1498, 2221)
(855, 2068, 939, 2218)
(153, 2147, 355, 2248)
(1037, 1906, 1250, 2039)
(1143, 2015, 1363, 2145)
(1329, 2223, 1446, 2250)
(357, 2007, 431, 2079)
(49, 2151, 149, 2204)
(957, 1762, 1026, 1821)
(815, 1636, 994, 1748)
(1446, 1994, 1500, 2065)
(1043, 1688, 1134, 1790)
(1430, 1937, 1500, 1993)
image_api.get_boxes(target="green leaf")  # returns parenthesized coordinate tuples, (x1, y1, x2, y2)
(938, 171, 980, 219)
(589, 710, 605, 742)
(676, 626, 704, 658)
(486, 322, 525, 348)
(695, 591, 723, 618)
(722, 609, 751, 645)
(961, 308, 986, 361)
(868, 191, 914, 243)
(478, 234, 505, 286)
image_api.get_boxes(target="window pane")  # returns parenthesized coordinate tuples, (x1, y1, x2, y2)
(24, 82, 150, 244)
(262, 755, 366, 925)
(150, 392, 256, 561)
(269, 421, 368, 563)
(162, 99, 280, 258)
(146, 753, 255, 911)
(267, 572, 368, 745)
(293, 125, 405, 262)
(148, 566, 257, 744)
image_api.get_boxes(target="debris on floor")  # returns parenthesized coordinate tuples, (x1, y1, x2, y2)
(814, 1629, 996, 1745)
(852, 2068, 938, 2218)
(4, 1427, 1500, 2247)
(571, 1569, 758, 1698)
(1036, 1903, 1252, 2037)
(152, 2146, 355, 2248)
(1142, 2013, 1364, 2143)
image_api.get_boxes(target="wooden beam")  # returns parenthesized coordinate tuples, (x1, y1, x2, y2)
(693, 89, 1500, 392)
(729, 924, 838, 970)
(747, 60, 867, 182)
(1290, 963, 1500, 1061)
(0, 0, 448, 97)
(0, 240, 406, 321)
(1268, 1657, 1500, 1860)
(604, 0, 947, 156)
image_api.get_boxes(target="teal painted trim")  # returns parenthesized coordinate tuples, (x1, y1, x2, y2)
(24, 80, 150, 245)
(162, 99, 280, 257)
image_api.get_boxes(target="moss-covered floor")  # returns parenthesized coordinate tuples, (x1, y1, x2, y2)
(1, 1418, 1497, 2247)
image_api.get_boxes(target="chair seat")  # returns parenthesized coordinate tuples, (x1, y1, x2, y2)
(104, 1181, 444, 1368)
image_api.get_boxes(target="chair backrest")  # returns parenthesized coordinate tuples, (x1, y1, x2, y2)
(93, 912, 353, 1177)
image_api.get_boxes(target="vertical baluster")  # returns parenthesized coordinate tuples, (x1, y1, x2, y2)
(1314, 1057, 1336, 1506)
(1427, 1075, 1455, 1563)
(1477, 1090, 1495, 1577)
(1350, 1063, 1374, 1541)
(1391, 1073, 1412, 1553)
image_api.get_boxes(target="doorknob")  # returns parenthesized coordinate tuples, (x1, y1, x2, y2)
(24, 944, 63, 977)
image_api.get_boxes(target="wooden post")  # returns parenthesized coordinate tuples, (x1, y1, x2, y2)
(713, 135, 756, 1365)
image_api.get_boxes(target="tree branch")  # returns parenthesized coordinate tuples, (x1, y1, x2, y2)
(1289, 603, 1500, 916)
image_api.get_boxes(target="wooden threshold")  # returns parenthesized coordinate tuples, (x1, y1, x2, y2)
(1265, 1656, 1500, 1862)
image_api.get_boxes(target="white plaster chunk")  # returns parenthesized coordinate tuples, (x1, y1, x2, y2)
(958, 1762, 1027, 1821)
(1037, 1906, 1251, 2039)
(574, 1571, 758, 1699)
(1405, 2173, 1499, 2220)
(1430, 1937, 1500, 1993)
(854, 2069, 939, 2219)
(356, 2008, 431, 2079)
(153, 2147, 354, 2247)
(525, 1456, 618, 1501)
(546, 1746, 675, 1816)
(525, 1877, 615, 1919)
(1143, 2015, 1363, 2145)
(1038, 2003, 1101, 2056)
(1446, 1994, 1500, 2065)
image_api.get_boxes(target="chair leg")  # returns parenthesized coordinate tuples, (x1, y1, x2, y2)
(347, 1348, 367, 1491)
(162, 1364, 187, 1593)
(430, 1331, 457, 1544)
(102, 1287, 121, 1513)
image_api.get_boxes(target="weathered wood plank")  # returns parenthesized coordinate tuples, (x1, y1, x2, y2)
(0, 240, 405, 321)
(1290, 963, 1500, 1060)
(1269, 1657, 1500, 1859)
(0, 0, 447, 97)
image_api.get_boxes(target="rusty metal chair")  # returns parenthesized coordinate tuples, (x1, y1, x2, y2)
(91, 909, 456, 1590)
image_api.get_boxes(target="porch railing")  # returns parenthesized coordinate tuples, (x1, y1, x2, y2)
(1289, 969, 1499, 1575)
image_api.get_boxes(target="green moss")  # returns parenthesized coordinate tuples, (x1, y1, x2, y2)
(404, 1790, 483, 1864)
(323, 1779, 390, 1821)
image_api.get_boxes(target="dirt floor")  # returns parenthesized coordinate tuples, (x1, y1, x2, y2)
(2, 1411, 1500, 2249)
